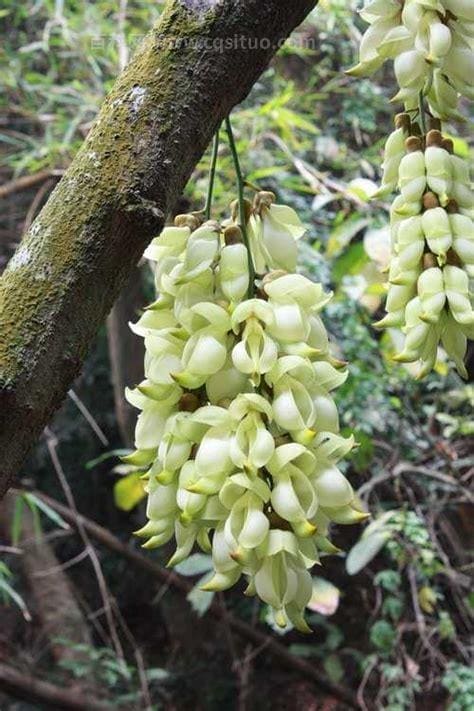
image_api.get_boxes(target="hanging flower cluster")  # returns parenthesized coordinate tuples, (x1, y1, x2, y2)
(126, 193, 364, 631)
(350, 1, 473, 377)
(348, 0, 473, 118)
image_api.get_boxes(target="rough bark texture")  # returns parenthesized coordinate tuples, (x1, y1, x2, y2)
(1, 493, 93, 664)
(0, 0, 317, 497)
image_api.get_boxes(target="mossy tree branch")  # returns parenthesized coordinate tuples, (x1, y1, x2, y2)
(0, 0, 317, 498)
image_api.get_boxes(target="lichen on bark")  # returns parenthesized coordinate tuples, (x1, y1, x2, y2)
(0, 0, 317, 498)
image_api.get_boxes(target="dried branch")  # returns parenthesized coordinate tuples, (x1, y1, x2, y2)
(0, 662, 109, 710)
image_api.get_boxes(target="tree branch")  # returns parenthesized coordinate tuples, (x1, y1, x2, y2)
(0, 0, 317, 497)
(0, 170, 64, 200)
(29, 490, 359, 709)
(0, 663, 110, 711)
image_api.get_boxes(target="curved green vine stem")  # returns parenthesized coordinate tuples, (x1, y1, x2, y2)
(204, 126, 220, 220)
(225, 115, 255, 297)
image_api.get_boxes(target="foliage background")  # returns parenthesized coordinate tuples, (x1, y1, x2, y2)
(0, 1, 472, 709)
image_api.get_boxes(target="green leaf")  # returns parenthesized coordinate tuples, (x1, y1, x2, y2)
(85, 449, 131, 470)
(324, 654, 344, 683)
(349, 430, 374, 473)
(289, 643, 318, 658)
(145, 668, 170, 682)
(23, 493, 69, 530)
(374, 570, 402, 593)
(11, 497, 24, 546)
(327, 216, 368, 258)
(113, 473, 146, 512)
(370, 620, 396, 652)
(0, 577, 31, 621)
(332, 241, 370, 284)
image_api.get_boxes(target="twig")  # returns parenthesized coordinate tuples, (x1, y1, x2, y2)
(31, 548, 89, 578)
(23, 179, 55, 234)
(67, 389, 109, 446)
(110, 599, 152, 711)
(357, 461, 473, 501)
(29, 489, 360, 709)
(0, 170, 64, 200)
(0, 662, 109, 711)
(44, 430, 125, 664)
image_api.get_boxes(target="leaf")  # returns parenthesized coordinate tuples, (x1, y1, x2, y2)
(370, 620, 396, 652)
(186, 572, 215, 617)
(323, 654, 344, 683)
(85, 449, 131, 470)
(0, 577, 31, 621)
(175, 554, 213, 577)
(11, 497, 24, 546)
(23, 493, 69, 530)
(346, 530, 391, 575)
(307, 577, 340, 616)
(289, 643, 318, 658)
(145, 668, 170, 682)
(113, 473, 146, 512)
(347, 178, 379, 202)
(418, 586, 437, 614)
(349, 430, 374, 473)
(332, 242, 369, 284)
(326, 215, 368, 257)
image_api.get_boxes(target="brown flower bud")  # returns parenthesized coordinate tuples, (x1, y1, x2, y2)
(174, 213, 201, 230)
(422, 192, 440, 210)
(253, 190, 276, 213)
(425, 129, 443, 147)
(394, 113, 411, 131)
(422, 253, 438, 269)
(441, 138, 454, 154)
(179, 393, 200, 412)
(202, 219, 221, 232)
(405, 136, 423, 152)
(224, 224, 243, 245)
(429, 117, 442, 132)
(230, 198, 253, 223)
(445, 198, 459, 214)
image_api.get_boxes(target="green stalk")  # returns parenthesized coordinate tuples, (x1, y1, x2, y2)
(418, 91, 427, 135)
(225, 115, 255, 297)
(204, 126, 220, 220)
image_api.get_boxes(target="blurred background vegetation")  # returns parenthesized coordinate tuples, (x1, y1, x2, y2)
(0, 1, 472, 709)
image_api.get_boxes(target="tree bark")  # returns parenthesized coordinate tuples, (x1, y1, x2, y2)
(0, 0, 317, 498)
(1, 492, 93, 664)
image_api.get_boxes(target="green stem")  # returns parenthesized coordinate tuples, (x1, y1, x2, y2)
(204, 126, 220, 220)
(225, 115, 255, 297)
(418, 92, 427, 135)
